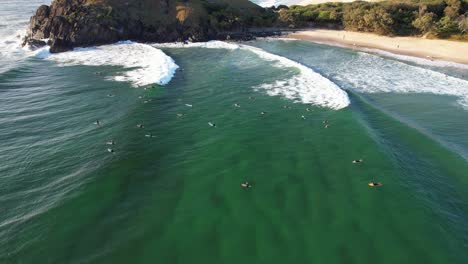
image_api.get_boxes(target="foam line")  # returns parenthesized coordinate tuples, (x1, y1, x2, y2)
(36, 41, 179, 87)
(155, 41, 350, 109)
(358, 47, 468, 70)
(334, 52, 468, 109)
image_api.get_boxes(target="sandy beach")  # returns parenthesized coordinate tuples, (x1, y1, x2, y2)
(287, 29, 468, 65)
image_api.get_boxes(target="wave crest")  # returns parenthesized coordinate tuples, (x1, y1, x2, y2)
(36, 41, 179, 87)
(156, 41, 350, 110)
(335, 52, 468, 109)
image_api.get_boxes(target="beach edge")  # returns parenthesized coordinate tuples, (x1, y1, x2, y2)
(286, 29, 468, 65)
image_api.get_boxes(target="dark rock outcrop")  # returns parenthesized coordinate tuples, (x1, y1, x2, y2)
(23, 0, 280, 52)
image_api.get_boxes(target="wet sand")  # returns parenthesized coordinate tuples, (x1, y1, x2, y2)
(287, 29, 468, 65)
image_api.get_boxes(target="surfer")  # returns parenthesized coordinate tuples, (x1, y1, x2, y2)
(241, 181, 252, 188)
(137, 124, 144, 128)
(145, 133, 154, 138)
(306, 108, 311, 112)
(352, 159, 363, 163)
(107, 148, 114, 153)
(208, 122, 216, 127)
(234, 103, 240, 108)
(301, 115, 306, 120)
(368, 181, 382, 187)
(261, 111, 266, 116)
(107, 94, 114, 97)
(94, 120, 101, 126)
(106, 140, 115, 145)
(325, 124, 329, 128)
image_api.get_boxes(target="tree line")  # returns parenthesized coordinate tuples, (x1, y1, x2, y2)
(273, 0, 467, 40)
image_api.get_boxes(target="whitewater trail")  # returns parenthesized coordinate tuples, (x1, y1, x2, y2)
(155, 41, 351, 110)
(333, 51, 468, 109)
(33, 41, 179, 87)
(358, 47, 468, 70)
(25, 39, 350, 109)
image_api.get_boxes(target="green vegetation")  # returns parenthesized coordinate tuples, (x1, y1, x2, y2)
(204, 1, 277, 30)
(277, 0, 468, 40)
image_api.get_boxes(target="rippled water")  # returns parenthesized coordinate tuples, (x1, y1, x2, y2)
(1, 1, 468, 264)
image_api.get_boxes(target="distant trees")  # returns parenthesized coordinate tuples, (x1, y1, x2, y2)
(458, 14, 468, 33)
(412, 5, 436, 34)
(434, 0, 465, 37)
(363, 6, 394, 34)
(275, 0, 467, 39)
(277, 3, 343, 27)
(206, 3, 277, 31)
(444, 0, 461, 19)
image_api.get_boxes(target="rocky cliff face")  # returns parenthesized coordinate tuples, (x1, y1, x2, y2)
(24, 0, 278, 52)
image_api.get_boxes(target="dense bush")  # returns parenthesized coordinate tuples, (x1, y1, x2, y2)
(277, 0, 467, 39)
(206, 3, 277, 31)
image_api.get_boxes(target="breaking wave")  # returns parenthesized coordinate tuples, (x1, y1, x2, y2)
(155, 41, 350, 110)
(334, 51, 468, 109)
(35, 41, 179, 87)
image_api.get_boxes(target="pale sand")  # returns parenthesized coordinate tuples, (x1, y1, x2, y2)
(287, 29, 468, 65)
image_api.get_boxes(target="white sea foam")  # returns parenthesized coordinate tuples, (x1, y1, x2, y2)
(334, 52, 468, 109)
(358, 47, 468, 70)
(154, 41, 239, 50)
(0, 29, 31, 74)
(36, 41, 179, 87)
(242, 44, 350, 109)
(252, 0, 301, 7)
(155, 41, 350, 109)
(289, 38, 468, 70)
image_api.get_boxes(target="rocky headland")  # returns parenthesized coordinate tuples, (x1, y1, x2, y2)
(23, 0, 280, 52)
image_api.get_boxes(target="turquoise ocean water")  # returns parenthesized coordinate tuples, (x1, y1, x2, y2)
(1, 1, 468, 263)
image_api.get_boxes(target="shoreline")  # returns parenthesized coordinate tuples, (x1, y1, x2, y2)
(286, 29, 468, 65)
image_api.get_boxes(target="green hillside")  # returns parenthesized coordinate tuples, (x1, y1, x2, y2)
(277, 0, 467, 39)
